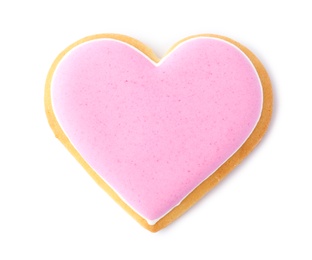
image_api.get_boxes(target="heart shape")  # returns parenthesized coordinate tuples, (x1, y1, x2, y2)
(45, 34, 272, 232)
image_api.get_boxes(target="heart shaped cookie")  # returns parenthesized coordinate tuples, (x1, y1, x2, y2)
(45, 34, 272, 232)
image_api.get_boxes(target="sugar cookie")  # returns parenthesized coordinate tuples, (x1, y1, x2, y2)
(45, 34, 272, 232)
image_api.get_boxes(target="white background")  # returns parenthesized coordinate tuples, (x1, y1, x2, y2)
(1, 1, 311, 259)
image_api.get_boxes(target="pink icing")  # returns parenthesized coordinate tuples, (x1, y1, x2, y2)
(51, 37, 262, 223)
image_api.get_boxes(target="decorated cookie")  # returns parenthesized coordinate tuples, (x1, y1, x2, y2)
(45, 34, 272, 232)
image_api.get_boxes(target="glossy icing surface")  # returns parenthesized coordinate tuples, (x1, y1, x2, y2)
(51, 37, 263, 223)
